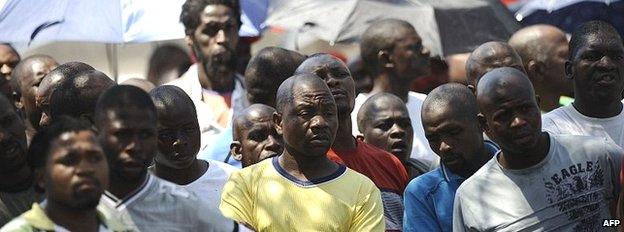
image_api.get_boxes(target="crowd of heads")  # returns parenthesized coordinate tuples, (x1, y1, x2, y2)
(1, 0, 624, 229)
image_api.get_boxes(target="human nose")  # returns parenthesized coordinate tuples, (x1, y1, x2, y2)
(389, 123, 405, 138)
(596, 55, 617, 71)
(310, 115, 329, 130)
(421, 47, 430, 57)
(0, 64, 12, 75)
(75, 158, 96, 176)
(215, 29, 227, 44)
(510, 116, 527, 128)
(439, 140, 451, 153)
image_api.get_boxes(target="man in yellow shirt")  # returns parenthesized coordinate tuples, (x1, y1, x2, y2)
(220, 74, 385, 231)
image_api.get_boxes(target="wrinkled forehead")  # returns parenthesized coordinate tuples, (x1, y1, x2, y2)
(370, 100, 408, 118)
(200, 4, 235, 24)
(299, 56, 348, 73)
(575, 33, 624, 54)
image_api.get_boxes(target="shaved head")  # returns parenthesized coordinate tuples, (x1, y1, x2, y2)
(50, 70, 116, 123)
(509, 25, 567, 67)
(477, 67, 535, 111)
(233, 104, 276, 140)
(360, 19, 417, 74)
(10, 55, 58, 96)
(245, 47, 306, 107)
(276, 73, 333, 113)
(423, 83, 478, 123)
(357, 93, 406, 133)
(465, 41, 525, 88)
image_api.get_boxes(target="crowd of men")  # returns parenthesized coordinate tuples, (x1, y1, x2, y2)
(0, 0, 623, 231)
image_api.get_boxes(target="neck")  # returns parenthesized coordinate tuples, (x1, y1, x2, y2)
(457, 144, 488, 178)
(154, 159, 207, 185)
(197, 63, 235, 93)
(370, 73, 409, 102)
(278, 148, 339, 181)
(332, 114, 356, 150)
(45, 200, 99, 232)
(108, 174, 146, 199)
(0, 166, 32, 193)
(498, 132, 550, 170)
(573, 96, 623, 118)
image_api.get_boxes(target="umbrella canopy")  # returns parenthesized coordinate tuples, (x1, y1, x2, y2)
(514, 0, 624, 38)
(264, 0, 520, 56)
(0, 0, 266, 43)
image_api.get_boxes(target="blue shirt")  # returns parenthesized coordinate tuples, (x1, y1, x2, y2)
(197, 126, 242, 168)
(403, 141, 498, 232)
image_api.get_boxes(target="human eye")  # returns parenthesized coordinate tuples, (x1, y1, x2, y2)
(375, 121, 392, 131)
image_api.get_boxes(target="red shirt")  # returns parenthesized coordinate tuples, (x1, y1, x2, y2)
(327, 139, 409, 193)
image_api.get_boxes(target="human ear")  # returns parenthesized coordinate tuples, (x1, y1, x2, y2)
(477, 113, 489, 135)
(273, 112, 283, 136)
(378, 50, 394, 69)
(230, 141, 242, 161)
(564, 60, 574, 80)
(527, 60, 545, 83)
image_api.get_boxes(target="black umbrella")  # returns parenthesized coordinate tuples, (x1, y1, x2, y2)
(265, 0, 520, 56)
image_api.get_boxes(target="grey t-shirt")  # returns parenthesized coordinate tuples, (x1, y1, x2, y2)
(453, 134, 621, 231)
(98, 174, 235, 232)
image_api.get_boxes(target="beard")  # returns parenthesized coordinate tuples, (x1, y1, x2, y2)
(194, 44, 238, 87)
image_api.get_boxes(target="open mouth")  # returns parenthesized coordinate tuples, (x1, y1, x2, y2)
(390, 141, 407, 152)
(330, 89, 347, 98)
(595, 73, 617, 85)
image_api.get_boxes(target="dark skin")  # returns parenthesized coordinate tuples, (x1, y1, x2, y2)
(357, 94, 417, 177)
(186, 4, 239, 93)
(509, 25, 572, 112)
(466, 41, 526, 92)
(422, 84, 490, 178)
(274, 75, 340, 181)
(0, 95, 31, 192)
(566, 32, 624, 118)
(15, 57, 58, 130)
(369, 25, 431, 102)
(295, 54, 356, 151)
(476, 68, 549, 170)
(98, 107, 157, 199)
(0, 45, 19, 101)
(151, 87, 207, 185)
(231, 104, 283, 167)
(42, 130, 108, 232)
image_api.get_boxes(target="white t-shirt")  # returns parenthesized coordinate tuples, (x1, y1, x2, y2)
(99, 174, 235, 232)
(181, 159, 237, 210)
(542, 104, 624, 148)
(453, 134, 621, 232)
(352, 91, 439, 169)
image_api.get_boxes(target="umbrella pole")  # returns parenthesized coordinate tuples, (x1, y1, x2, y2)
(106, 44, 119, 82)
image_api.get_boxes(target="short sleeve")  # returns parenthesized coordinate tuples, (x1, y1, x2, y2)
(541, 114, 559, 134)
(350, 186, 385, 232)
(219, 170, 255, 229)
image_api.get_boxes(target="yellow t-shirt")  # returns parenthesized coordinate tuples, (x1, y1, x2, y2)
(220, 157, 385, 231)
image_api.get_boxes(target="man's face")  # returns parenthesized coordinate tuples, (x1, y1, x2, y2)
(468, 48, 525, 88)
(190, 5, 239, 77)
(21, 59, 58, 129)
(278, 83, 338, 157)
(362, 100, 413, 163)
(0, 99, 27, 180)
(481, 84, 542, 154)
(544, 35, 573, 97)
(155, 105, 200, 169)
(391, 29, 431, 82)
(99, 107, 157, 181)
(299, 55, 356, 115)
(423, 106, 483, 175)
(568, 35, 624, 103)
(0, 45, 19, 100)
(44, 130, 108, 210)
(237, 112, 283, 167)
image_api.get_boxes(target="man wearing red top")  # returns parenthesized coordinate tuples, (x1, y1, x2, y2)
(295, 53, 409, 231)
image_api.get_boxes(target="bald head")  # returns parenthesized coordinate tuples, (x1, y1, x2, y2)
(357, 93, 407, 132)
(360, 19, 419, 74)
(150, 85, 196, 117)
(423, 83, 478, 123)
(509, 25, 567, 67)
(10, 55, 58, 95)
(50, 70, 115, 123)
(233, 104, 277, 140)
(245, 47, 306, 107)
(465, 41, 525, 88)
(276, 73, 334, 113)
(476, 67, 536, 113)
(38, 62, 95, 102)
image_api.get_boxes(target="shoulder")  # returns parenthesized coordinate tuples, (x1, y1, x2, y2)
(342, 168, 379, 193)
(0, 217, 32, 232)
(405, 168, 444, 194)
(542, 105, 574, 122)
(207, 159, 239, 175)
